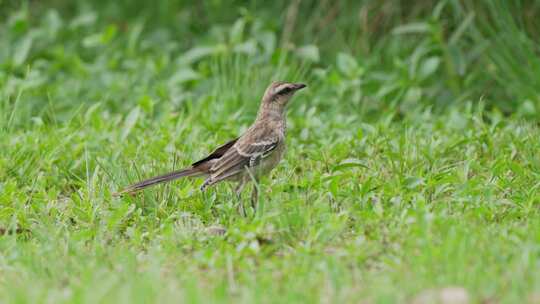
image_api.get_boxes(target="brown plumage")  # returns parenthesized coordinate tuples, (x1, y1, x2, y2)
(115, 81, 306, 211)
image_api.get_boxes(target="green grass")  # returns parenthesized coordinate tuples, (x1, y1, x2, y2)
(2, 1, 540, 303)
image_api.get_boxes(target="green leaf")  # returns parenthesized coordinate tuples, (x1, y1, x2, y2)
(70, 11, 97, 28)
(392, 22, 430, 35)
(258, 31, 276, 56)
(84, 102, 102, 123)
(127, 21, 145, 53)
(178, 46, 219, 65)
(449, 12, 475, 45)
(101, 24, 117, 44)
(138, 95, 154, 114)
(404, 177, 424, 189)
(8, 10, 29, 34)
(121, 106, 140, 141)
(82, 33, 102, 48)
(13, 36, 32, 66)
(403, 87, 422, 105)
(296, 45, 320, 62)
(336, 53, 358, 77)
(107, 202, 136, 231)
(517, 99, 536, 117)
(230, 18, 245, 44)
(234, 40, 257, 55)
(419, 57, 440, 80)
(334, 158, 368, 171)
(168, 68, 200, 85)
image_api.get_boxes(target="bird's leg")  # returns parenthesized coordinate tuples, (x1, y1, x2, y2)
(200, 178, 212, 209)
(200, 178, 211, 192)
(244, 167, 260, 214)
(250, 183, 259, 212)
(235, 181, 247, 217)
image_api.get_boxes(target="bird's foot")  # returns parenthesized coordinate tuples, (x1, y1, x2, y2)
(200, 179, 211, 192)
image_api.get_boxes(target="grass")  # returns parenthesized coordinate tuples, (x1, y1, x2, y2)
(2, 1, 540, 303)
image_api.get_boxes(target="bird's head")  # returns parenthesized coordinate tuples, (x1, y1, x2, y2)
(262, 81, 307, 107)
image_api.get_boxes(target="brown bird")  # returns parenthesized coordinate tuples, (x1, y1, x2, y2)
(115, 81, 306, 212)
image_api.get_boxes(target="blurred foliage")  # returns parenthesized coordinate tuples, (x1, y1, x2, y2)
(1, 0, 540, 127)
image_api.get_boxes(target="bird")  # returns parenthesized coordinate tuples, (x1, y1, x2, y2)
(115, 81, 307, 213)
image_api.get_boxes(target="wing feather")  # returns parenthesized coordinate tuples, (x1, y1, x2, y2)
(208, 136, 279, 182)
(191, 137, 238, 167)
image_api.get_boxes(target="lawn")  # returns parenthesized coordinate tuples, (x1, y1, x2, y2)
(1, 1, 540, 303)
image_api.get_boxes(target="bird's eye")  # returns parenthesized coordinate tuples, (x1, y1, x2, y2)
(277, 87, 292, 95)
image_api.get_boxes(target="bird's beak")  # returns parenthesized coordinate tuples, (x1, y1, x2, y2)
(293, 83, 307, 91)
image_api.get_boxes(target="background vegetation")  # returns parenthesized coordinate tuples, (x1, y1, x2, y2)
(1, 0, 540, 303)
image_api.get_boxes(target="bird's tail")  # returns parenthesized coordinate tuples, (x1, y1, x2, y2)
(114, 167, 202, 196)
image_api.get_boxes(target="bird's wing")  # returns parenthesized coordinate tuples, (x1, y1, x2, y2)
(208, 132, 279, 182)
(191, 137, 239, 167)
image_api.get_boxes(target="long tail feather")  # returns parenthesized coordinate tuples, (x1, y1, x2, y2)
(114, 167, 202, 196)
